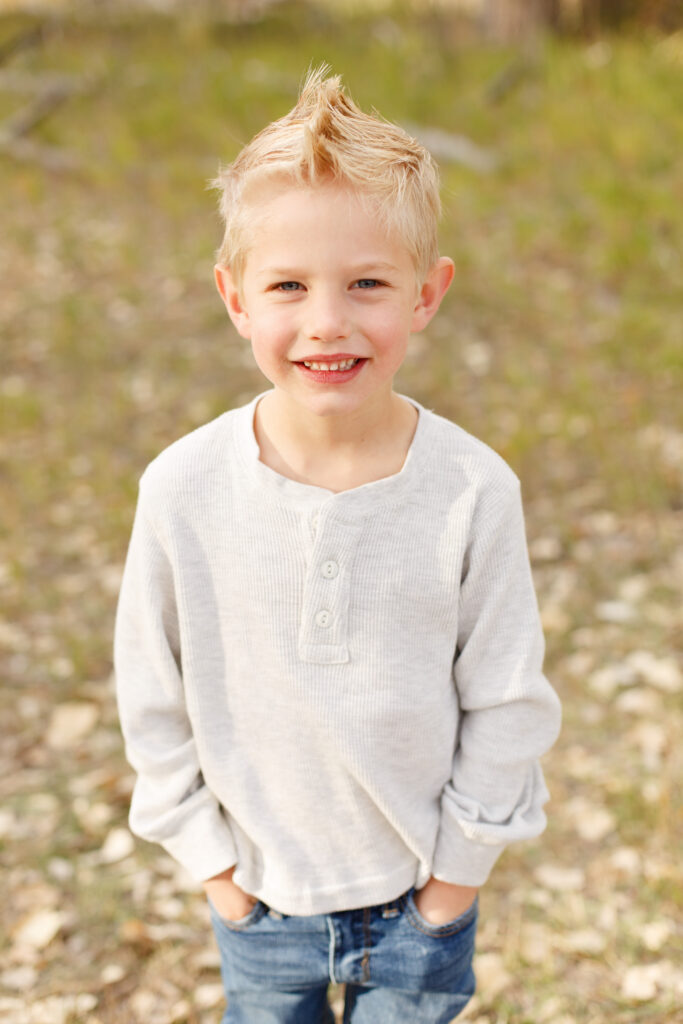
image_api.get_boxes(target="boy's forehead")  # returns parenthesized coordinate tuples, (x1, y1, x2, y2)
(242, 180, 416, 271)
(245, 178, 371, 226)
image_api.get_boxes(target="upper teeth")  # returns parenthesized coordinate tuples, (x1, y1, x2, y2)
(302, 358, 359, 371)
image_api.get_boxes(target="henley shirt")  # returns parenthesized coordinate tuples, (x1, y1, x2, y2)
(114, 392, 561, 916)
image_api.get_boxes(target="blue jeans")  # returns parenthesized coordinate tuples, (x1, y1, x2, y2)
(209, 887, 477, 1023)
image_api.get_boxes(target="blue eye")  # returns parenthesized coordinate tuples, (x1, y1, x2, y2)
(276, 281, 303, 291)
(355, 279, 381, 289)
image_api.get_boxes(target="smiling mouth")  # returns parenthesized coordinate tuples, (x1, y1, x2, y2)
(300, 358, 361, 371)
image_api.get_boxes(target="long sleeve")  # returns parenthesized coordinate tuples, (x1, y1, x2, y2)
(431, 477, 561, 886)
(114, 479, 237, 882)
(111, 400, 560, 914)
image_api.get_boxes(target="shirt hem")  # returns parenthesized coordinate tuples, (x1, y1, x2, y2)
(237, 862, 420, 917)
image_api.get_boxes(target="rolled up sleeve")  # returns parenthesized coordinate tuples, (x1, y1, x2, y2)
(432, 478, 561, 886)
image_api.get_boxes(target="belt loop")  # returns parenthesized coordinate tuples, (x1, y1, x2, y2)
(381, 898, 400, 919)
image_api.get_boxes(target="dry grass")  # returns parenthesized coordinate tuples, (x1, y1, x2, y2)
(1, 5, 681, 1022)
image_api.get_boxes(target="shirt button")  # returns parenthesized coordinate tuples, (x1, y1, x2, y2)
(315, 609, 333, 629)
(321, 560, 339, 579)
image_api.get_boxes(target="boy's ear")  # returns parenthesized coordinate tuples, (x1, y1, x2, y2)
(214, 265, 252, 340)
(411, 257, 455, 333)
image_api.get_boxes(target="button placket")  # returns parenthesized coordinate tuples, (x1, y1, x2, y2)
(298, 513, 362, 664)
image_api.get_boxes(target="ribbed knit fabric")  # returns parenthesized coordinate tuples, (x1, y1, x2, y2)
(114, 392, 561, 916)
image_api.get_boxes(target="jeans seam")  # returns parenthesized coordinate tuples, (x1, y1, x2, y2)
(361, 907, 371, 983)
(326, 916, 337, 985)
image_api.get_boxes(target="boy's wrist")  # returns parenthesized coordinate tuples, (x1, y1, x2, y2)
(203, 866, 236, 884)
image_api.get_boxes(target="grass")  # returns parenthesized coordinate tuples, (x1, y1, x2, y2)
(0, 5, 681, 1023)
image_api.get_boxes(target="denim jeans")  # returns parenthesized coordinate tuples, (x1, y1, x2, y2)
(209, 887, 477, 1023)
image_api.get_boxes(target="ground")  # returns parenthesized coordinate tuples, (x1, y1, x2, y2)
(0, 6, 681, 1023)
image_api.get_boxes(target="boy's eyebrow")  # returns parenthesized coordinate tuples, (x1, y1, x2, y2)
(256, 261, 403, 278)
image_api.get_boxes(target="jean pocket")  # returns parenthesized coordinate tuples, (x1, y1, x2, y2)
(404, 888, 478, 938)
(208, 897, 268, 932)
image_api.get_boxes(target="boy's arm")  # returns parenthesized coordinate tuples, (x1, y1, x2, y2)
(114, 485, 237, 883)
(432, 476, 561, 888)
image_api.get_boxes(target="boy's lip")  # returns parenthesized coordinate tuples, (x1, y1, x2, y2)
(294, 357, 367, 383)
(293, 353, 363, 363)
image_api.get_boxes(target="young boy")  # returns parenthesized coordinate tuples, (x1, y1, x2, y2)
(115, 68, 561, 1024)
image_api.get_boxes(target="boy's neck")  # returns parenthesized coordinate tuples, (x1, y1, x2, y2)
(253, 390, 418, 493)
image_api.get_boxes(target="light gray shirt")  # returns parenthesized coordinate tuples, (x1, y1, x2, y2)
(115, 393, 561, 916)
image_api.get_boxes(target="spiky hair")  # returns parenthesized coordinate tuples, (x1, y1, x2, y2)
(211, 66, 442, 286)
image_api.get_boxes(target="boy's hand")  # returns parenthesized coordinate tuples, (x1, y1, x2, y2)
(203, 867, 257, 922)
(413, 876, 479, 926)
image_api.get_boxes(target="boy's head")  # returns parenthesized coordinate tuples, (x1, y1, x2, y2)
(212, 66, 442, 291)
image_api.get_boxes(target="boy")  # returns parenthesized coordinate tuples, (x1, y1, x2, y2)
(115, 68, 561, 1024)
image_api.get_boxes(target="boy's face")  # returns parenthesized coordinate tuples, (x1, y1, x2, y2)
(216, 182, 453, 424)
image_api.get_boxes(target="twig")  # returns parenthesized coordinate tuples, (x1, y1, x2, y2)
(0, 136, 80, 173)
(486, 59, 532, 104)
(403, 123, 497, 174)
(0, 83, 78, 141)
(0, 23, 50, 68)
(0, 70, 81, 94)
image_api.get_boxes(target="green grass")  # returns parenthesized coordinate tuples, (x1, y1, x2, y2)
(1, 6, 681, 1023)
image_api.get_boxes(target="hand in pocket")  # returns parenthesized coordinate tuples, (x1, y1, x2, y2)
(203, 866, 257, 922)
(413, 877, 479, 926)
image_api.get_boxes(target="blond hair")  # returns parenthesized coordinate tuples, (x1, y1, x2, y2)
(211, 66, 442, 287)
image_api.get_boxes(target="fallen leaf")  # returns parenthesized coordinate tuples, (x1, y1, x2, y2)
(626, 721, 667, 769)
(615, 687, 662, 715)
(194, 983, 224, 1009)
(560, 928, 607, 955)
(587, 662, 636, 697)
(641, 919, 674, 952)
(169, 1000, 192, 1023)
(563, 744, 606, 780)
(0, 965, 38, 991)
(99, 827, 135, 863)
(46, 858, 75, 882)
(118, 918, 153, 951)
(100, 964, 126, 985)
(537, 996, 565, 1021)
(73, 798, 115, 833)
(621, 963, 661, 1001)
(564, 796, 616, 842)
(0, 809, 18, 839)
(625, 651, 681, 692)
(151, 897, 184, 919)
(474, 952, 512, 1001)
(595, 600, 636, 623)
(618, 575, 650, 602)
(609, 847, 642, 877)
(519, 922, 554, 963)
(47, 702, 99, 749)
(534, 864, 585, 891)
(131, 990, 161, 1021)
(529, 536, 563, 562)
(540, 604, 571, 632)
(12, 909, 66, 950)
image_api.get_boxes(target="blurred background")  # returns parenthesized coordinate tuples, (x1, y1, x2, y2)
(1, 2, 681, 1022)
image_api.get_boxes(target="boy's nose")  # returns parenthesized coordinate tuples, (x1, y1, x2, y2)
(304, 292, 351, 342)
